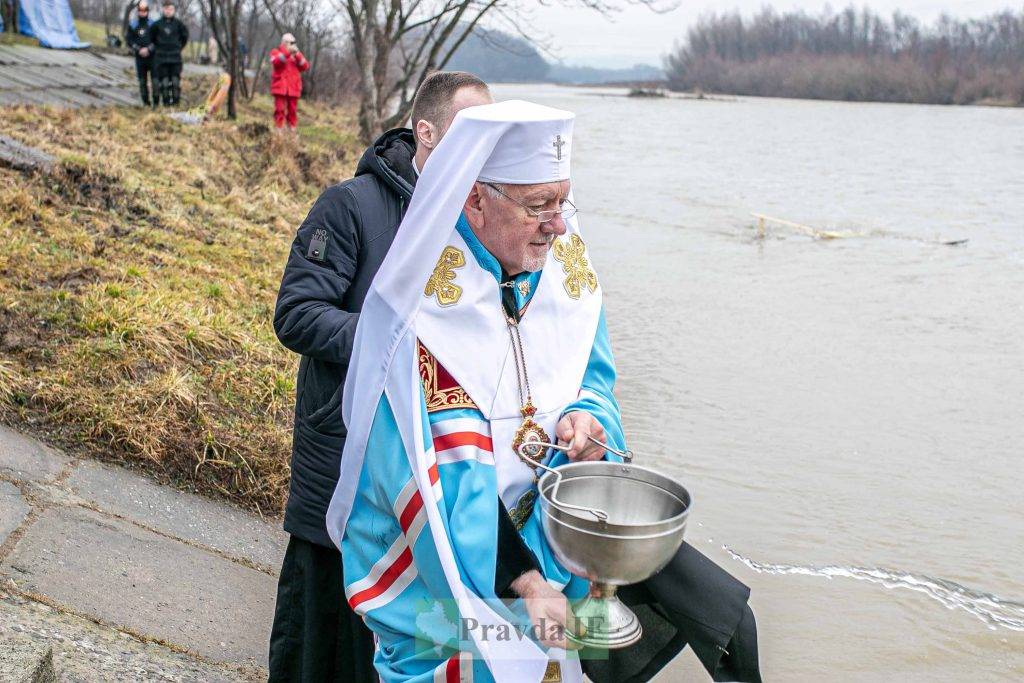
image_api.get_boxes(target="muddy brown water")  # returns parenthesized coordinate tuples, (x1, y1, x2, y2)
(492, 84, 1024, 680)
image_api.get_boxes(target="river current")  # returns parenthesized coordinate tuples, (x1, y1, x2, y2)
(492, 83, 1024, 681)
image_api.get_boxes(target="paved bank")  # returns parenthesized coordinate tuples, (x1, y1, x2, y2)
(0, 423, 287, 681)
(0, 44, 222, 108)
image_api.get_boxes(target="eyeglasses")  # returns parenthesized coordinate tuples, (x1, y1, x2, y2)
(483, 183, 577, 223)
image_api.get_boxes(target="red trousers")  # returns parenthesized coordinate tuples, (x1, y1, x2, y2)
(273, 95, 299, 129)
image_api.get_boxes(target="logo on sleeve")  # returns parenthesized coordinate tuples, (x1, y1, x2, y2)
(307, 228, 328, 261)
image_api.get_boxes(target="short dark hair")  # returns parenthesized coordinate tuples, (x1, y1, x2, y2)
(411, 71, 488, 135)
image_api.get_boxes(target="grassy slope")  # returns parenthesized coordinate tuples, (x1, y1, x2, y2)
(73, 19, 109, 47)
(0, 86, 362, 514)
(0, 20, 106, 47)
(0, 30, 37, 47)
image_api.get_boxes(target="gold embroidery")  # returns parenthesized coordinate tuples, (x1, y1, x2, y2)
(419, 344, 478, 413)
(552, 234, 597, 300)
(517, 279, 531, 298)
(509, 489, 537, 531)
(424, 246, 466, 306)
(542, 661, 562, 682)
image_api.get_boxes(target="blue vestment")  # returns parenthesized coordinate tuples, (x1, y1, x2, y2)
(341, 217, 624, 682)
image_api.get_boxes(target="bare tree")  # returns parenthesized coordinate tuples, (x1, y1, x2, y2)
(339, 0, 669, 143)
(2, 0, 15, 35)
(200, 0, 249, 118)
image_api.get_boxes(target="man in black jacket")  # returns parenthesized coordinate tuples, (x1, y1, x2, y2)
(124, 1, 155, 106)
(269, 71, 494, 683)
(148, 1, 188, 107)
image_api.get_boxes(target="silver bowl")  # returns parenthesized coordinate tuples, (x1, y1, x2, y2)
(538, 461, 690, 585)
(521, 440, 691, 649)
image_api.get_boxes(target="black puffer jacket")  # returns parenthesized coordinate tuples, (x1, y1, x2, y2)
(274, 128, 416, 547)
(147, 16, 188, 64)
(125, 16, 154, 57)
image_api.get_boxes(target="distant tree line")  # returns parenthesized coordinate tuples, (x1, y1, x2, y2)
(445, 29, 665, 85)
(445, 28, 550, 82)
(665, 6, 1024, 105)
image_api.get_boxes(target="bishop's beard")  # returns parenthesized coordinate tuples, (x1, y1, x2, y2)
(521, 234, 554, 272)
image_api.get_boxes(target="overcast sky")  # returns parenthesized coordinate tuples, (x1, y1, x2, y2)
(511, 0, 1020, 68)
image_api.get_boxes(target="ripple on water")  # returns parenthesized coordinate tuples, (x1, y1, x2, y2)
(724, 547, 1024, 632)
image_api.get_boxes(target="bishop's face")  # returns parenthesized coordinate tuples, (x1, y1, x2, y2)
(467, 180, 570, 275)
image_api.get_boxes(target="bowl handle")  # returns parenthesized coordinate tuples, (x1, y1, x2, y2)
(585, 435, 635, 463)
(516, 440, 609, 522)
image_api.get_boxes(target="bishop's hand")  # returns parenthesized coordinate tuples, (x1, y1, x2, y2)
(555, 411, 606, 461)
(511, 570, 586, 650)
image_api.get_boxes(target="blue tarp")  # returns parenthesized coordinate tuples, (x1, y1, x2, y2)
(17, 0, 90, 49)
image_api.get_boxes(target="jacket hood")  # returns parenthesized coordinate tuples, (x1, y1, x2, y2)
(355, 128, 416, 200)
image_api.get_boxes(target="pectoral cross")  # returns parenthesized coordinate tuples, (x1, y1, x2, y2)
(553, 135, 565, 161)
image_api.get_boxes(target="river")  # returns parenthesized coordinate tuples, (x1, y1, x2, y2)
(491, 84, 1024, 681)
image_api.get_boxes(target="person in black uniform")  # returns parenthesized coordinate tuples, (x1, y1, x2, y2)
(147, 0, 188, 107)
(124, 1, 156, 106)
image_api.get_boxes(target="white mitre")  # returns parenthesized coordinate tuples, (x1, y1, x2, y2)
(474, 101, 573, 183)
(327, 99, 588, 683)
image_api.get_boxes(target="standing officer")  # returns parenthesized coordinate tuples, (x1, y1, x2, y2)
(148, 0, 189, 107)
(125, 1, 156, 106)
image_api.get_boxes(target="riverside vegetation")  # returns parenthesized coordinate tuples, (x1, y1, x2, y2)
(0, 82, 362, 514)
(667, 6, 1024, 106)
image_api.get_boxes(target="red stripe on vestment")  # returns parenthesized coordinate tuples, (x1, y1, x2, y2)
(446, 654, 460, 683)
(399, 491, 424, 533)
(433, 431, 493, 453)
(347, 546, 413, 609)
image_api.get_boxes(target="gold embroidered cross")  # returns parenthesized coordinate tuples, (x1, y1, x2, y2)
(424, 246, 466, 306)
(552, 234, 597, 300)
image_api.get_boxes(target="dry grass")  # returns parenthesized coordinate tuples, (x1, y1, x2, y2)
(0, 20, 106, 47)
(0, 83, 362, 515)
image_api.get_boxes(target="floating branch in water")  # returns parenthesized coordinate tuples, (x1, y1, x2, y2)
(751, 212, 856, 240)
(751, 212, 967, 246)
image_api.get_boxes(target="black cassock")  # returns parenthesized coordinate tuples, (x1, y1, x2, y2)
(496, 499, 762, 683)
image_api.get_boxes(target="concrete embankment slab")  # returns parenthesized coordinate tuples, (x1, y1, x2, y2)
(0, 44, 230, 109)
(0, 424, 70, 483)
(67, 460, 288, 571)
(0, 590, 256, 682)
(0, 481, 30, 545)
(0, 506, 276, 668)
(0, 134, 56, 172)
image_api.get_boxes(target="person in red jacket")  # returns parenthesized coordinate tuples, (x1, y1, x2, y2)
(270, 33, 310, 131)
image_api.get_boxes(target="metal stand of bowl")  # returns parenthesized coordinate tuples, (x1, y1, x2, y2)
(517, 437, 691, 651)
